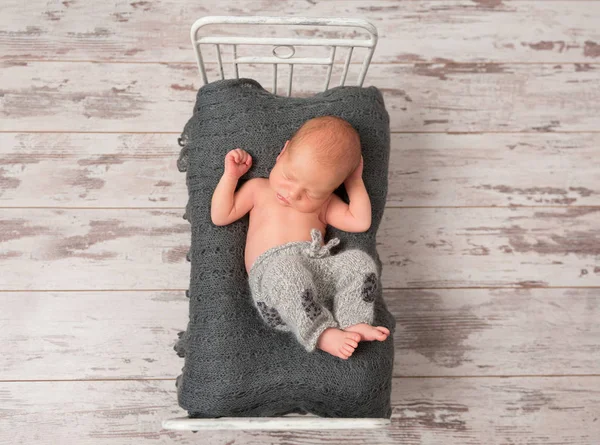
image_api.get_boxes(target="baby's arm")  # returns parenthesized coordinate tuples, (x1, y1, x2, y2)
(211, 148, 257, 226)
(325, 156, 372, 232)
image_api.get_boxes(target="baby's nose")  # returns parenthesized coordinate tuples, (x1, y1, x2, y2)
(287, 188, 302, 200)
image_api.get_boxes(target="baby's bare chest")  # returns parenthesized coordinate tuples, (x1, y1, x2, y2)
(250, 188, 325, 233)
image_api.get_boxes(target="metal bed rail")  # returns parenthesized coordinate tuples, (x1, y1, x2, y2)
(190, 16, 378, 96)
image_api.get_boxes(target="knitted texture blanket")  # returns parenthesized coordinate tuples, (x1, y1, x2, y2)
(174, 78, 396, 418)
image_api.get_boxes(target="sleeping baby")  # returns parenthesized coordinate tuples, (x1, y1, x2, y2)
(210, 115, 390, 360)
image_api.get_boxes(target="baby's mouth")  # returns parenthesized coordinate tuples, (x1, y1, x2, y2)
(276, 193, 290, 204)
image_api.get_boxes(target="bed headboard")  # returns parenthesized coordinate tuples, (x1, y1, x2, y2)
(190, 16, 378, 97)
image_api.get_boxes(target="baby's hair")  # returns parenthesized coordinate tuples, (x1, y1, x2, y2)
(287, 115, 362, 179)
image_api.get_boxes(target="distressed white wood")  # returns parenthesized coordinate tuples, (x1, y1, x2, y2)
(1, 207, 599, 290)
(1, 378, 598, 444)
(0, 209, 190, 290)
(1, 289, 597, 380)
(162, 415, 390, 430)
(0, 291, 188, 380)
(3, 1, 600, 63)
(378, 206, 600, 288)
(1, 2, 599, 442)
(388, 132, 600, 207)
(0, 133, 184, 207)
(2, 132, 600, 207)
(2, 61, 600, 132)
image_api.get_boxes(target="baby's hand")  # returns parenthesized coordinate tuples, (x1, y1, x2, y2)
(224, 148, 253, 179)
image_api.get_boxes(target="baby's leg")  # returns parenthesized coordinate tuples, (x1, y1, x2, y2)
(329, 250, 390, 341)
(256, 255, 358, 355)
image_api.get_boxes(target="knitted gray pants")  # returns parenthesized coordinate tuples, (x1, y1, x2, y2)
(248, 228, 379, 353)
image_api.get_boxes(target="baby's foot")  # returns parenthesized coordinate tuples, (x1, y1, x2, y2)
(344, 323, 390, 342)
(316, 328, 361, 360)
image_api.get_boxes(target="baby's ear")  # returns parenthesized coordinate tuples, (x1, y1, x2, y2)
(276, 140, 289, 161)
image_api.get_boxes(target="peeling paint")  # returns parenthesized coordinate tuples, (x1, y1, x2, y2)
(584, 41, 600, 58)
(472, 0, 504, 9)
(575, 64, 594, 72)
(43, 219, 189, 260)
(112, 12, 130, 22)
(357, 5, 400, 12)
(77, 154, 126, 167)
(71, 169, 105, 198)
(414, 63, 507, 81)
(66, 28, 112, 39)
(130, 1, 152, 11)
(477, 184, 595, 204)
(163, 245, 188, 263)
(171, 83, 196, 92)
(466, 221, 600, 257)
(1, 83, 146, 120)
(124, 48, 144, 56)
(531, 121, 561, 132)
(393, 290, 492, 368)
(394, 401, 468, 431)
(524, 41, 565, 52)
(424, 119, 449, 125)
(0, 167, 20, 193)
(516, 281, 548, 288)
(0, 218, 52, 243)
(378, 88, 413, 102)
(516, 389, 554, 414)
(0, 250, 22, 259)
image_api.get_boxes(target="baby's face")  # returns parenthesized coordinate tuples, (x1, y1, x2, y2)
(269, 141, 343, 213)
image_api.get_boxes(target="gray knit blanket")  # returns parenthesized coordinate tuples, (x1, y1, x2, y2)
(174, 78, 396, 418)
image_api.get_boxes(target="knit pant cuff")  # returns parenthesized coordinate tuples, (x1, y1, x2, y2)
(303, 317, 340, 353)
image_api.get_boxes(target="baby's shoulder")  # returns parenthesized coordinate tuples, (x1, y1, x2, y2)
(246, 177, 269, 189)
(244, 177, 270, 198)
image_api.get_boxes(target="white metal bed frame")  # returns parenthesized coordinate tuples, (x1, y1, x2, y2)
(190, 16, 378, 96)
(163, 16, 388, 432)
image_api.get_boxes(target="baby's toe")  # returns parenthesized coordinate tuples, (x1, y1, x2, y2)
(344, 338, 359, 348)
(339, 350, 350, 359)
(376, 326, 390, 335)
(341, 345, 355, 355)
(345, 332, 361, 343)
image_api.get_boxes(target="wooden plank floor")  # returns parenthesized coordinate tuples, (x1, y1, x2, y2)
(1, 1, 599, 443)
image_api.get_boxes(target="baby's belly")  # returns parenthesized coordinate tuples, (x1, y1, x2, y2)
(245, 215, 326, 273)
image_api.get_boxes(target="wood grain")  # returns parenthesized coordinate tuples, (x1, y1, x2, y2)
(1, 289, 597, 380)
(0, 291, 188, 380)
(0, 133, 184, 207)
(2, 61, 600, 132)
(2, 1, 600, 64)
(2, 132, 599, 207)
(2, 208, 599, 290)
(1, 378, 598, 444)
(2, 2, 599, 442)
(379, 206, 600, 288)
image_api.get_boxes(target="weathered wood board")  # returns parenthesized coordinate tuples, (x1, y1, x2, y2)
(1, 378, 598, 444)
(2, 132, 600, 207)
(0, 289, 597, 380)
(2, 1, 599, 442)
(2, 61, 599, 132)
(1, 208, 598, 290)
(2, 1, 600, 64)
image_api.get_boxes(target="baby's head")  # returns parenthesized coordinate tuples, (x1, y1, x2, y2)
(269, 115, 362, 213)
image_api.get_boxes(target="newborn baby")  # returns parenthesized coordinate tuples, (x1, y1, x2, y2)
(211, 115, 390, 360)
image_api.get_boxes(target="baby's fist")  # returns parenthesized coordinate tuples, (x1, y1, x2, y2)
(224, 148, 252, 179)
